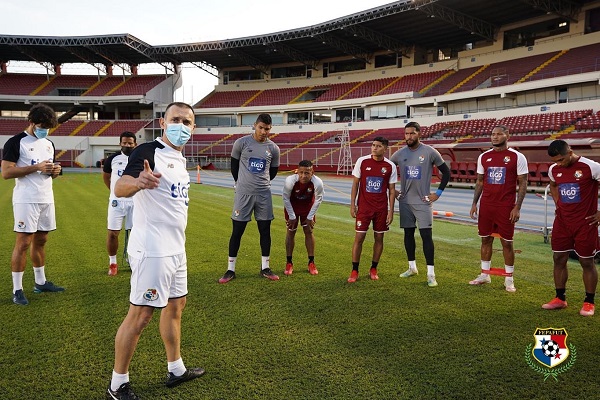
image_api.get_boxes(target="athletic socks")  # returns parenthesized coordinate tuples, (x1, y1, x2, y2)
(12, 271, 24, 293)
(33, 266, 46, 285)
(352, 262, 359, 272)
(111, 371, 129, 392)
(556, 288, 566, 301)
(584, 292, 595, 304)
(427, 265, 435, 276)
(167, 358, 186, 377)
(286, 256, 293, 263)
(228, 257, 236, 272)
(261, 256, 270, 270)
(109, 255, 117, 264)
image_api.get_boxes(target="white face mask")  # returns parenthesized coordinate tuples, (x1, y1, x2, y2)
(165, 123, 191, 146)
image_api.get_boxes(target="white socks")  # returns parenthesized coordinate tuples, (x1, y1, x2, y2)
(408, 260, 417, 271)
(33, 266, 46, 285)
(111, 371, 129, 392)
(12, 271, 24, 293)
(228, 257, 236, 272)
(481, 260, 491, 277)
(427, 265, 435, 276)
(168, 358, 186, 377)
(109, 255, 117, 264)
(261, 256, 270, 270)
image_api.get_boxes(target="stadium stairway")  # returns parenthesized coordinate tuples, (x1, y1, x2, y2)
(516, 49, 569, 84)
(198, 134, 234, 154)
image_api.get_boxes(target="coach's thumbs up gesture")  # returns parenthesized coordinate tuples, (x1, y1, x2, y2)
(137, 160, 162, 190)
(115, 159, 162, 198)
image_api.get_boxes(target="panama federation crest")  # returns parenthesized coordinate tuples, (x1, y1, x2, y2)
(525, 327, 576, 381)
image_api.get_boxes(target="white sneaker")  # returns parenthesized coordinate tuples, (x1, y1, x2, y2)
(469, 273, 491, 285)
(427, 275, 438, 287)
(504, 277, 516, 293)
(400, 268, 418, 278)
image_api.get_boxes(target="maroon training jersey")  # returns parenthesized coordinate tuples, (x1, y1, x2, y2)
(549, 156, 600, 222)
(477, 147, 528, 206)
(352, 155, 398, 212)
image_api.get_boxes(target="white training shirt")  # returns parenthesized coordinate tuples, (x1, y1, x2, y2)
(122, 138, 190, 258)
(103, 151, 134, 203)
(2, 131, 55, 204)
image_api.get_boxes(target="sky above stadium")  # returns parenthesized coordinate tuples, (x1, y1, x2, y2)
(1, 0, 394, 102)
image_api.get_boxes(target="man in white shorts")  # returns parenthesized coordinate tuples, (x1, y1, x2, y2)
(1, 103, 64, 306)
(102, 131, 137, 276)
(106, 102, 204, 400)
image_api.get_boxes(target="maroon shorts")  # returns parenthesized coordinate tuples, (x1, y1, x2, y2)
(478, 204, 515, 241)
(552, 215, 600, 258)
(355, 209, 388, 233)
(284, 209, 315, 231)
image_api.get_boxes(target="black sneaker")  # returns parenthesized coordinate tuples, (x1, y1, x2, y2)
(260, 268, 280, 281)
(165, 367, 206, 388)
(13, 289, 29, 305)
(34, 281, 65, 293)
(218, 270, 236, 284)
(106, 382, 140, 400)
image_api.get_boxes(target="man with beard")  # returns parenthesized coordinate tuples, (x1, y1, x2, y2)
(469, 125, 528, 292)
(103, 131, 137, 276)
(390, 122, 450, 287)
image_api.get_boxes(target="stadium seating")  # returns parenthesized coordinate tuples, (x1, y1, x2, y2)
(0, 118, 28, 134)
(526, 43, 600, 81)
(0, 73, 48, 95)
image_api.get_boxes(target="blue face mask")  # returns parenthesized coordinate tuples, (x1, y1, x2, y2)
(34, 127, 49, 139)
(165, 123, 191, 147)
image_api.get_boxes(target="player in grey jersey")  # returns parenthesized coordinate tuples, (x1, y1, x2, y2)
(219, 113, 281, 283)
(389, 121, 450, 287)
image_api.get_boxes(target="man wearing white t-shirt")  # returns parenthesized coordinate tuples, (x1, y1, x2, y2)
(102, 131, 137, 276)
(106, 102, 204, 400)
(1, 103, 64, 306)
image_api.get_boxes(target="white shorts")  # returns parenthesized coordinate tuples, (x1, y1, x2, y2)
(129, 253, 188, 308)
(13, 203, 56, 233)
(107, 199, 134, 231)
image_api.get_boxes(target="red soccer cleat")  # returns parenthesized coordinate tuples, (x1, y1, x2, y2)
(347, 270, 358, 283)
(308, 262, 318, 275)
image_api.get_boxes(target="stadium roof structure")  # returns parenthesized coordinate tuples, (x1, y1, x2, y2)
(0, 0, 596, 76)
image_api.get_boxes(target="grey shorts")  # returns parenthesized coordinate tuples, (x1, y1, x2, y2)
(399, 202, 433, 229)
(231, 192, 274, 222)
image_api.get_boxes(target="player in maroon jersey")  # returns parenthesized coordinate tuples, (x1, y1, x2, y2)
(541, 139, 600, 316)
(348, 137, 397, 283)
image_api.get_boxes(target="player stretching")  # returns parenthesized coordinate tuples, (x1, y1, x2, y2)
(282, 160, 324, 275)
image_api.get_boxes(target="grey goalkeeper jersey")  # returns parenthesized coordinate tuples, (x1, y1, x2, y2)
(390, 143, 445, 204)
(231, 134, 280, 195)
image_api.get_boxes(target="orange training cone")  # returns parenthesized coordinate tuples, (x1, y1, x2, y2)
(197, 165, 202, 184)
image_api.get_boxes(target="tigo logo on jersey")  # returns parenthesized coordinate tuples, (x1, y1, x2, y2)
(558, 183, 580, 203)
(405, 165, 421, 180)
(574, 170, 583, 179)
(171, 182, 190, 206)
(365, 176, 383, 193)
(143, 289, 159, 301)
(248, 157, 266, 173)
(525, 327, 576, 381)
(486, 167, 506, 184)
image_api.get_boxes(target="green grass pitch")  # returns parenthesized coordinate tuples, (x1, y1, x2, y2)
(0, 173, 596, 399)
